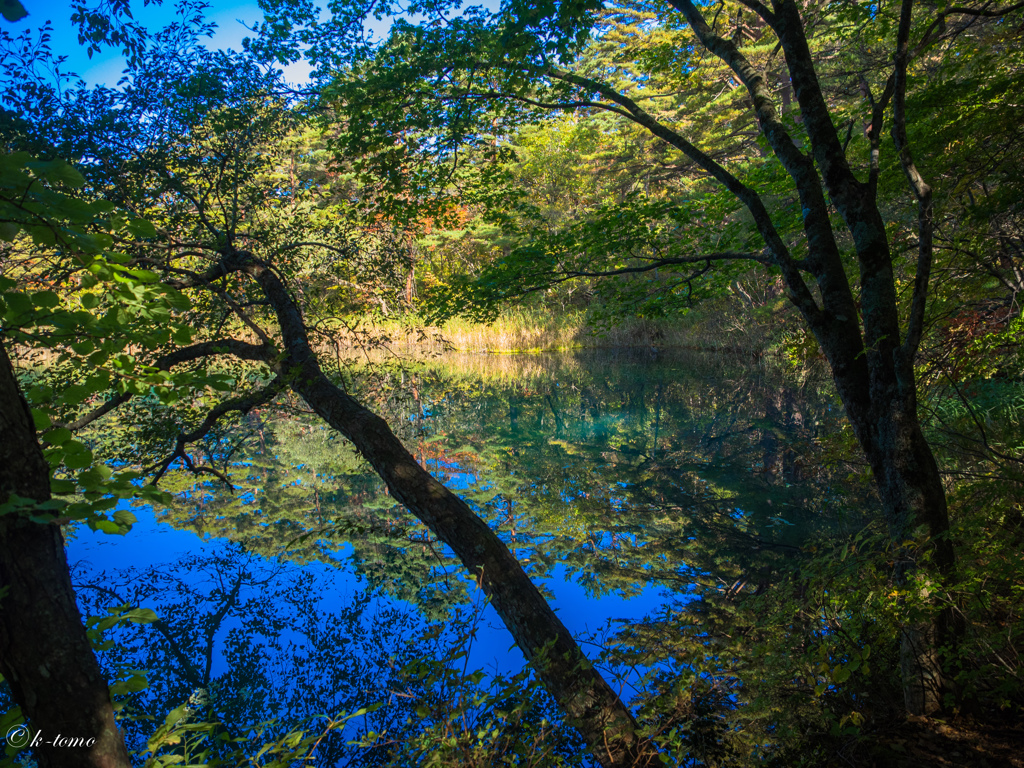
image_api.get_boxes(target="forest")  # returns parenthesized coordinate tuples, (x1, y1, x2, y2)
(1, 0, 1023, 766)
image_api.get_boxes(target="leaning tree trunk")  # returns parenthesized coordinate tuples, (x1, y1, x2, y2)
(222, 251, 654, 768)
(0, 342, 131, 768)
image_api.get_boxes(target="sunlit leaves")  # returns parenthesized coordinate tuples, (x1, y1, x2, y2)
(0, 151, 218, 532)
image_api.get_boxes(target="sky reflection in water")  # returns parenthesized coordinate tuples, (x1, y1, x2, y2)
(66, 350, 848, 742)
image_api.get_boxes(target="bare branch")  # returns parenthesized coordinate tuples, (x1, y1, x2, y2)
(564, 252, 764, 277)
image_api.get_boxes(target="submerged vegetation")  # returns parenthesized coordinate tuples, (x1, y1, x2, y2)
(1, 0, 1024, 766)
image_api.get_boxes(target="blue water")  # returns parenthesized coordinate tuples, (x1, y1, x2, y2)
(68, 504, 669, 680)
(60, 349, 840, 760)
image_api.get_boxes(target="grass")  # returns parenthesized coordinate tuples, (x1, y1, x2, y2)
(355, 299, 786, 354)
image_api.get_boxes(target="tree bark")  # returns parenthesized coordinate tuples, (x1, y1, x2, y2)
(0, 343, 131, 768)
(857, 381, 954, 716)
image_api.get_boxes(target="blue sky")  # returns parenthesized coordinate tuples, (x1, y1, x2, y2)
(6, 0, 419, 87)
(14, 2, 271, 86)
(10, 1, 498, 88)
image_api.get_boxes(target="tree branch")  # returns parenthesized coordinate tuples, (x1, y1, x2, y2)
(149, 374, 287, 486)
(563, 251, 765, 277)
(542, 65, 823, 319)
(942, 1, 1024, 17)
(760, 0, 864, 196)
(893, 0, 935, 365)
(53, 339, 273, 433)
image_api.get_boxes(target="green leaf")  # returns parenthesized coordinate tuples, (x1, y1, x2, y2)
(50, 479, 75, 495)
(28, 226, 56, 247)
(3, 292, 32, 322)
(124, 607, 158, 624)
(77, 465, 114, 491)
(0, 221, 19, 241)
(31, 410, 51, 430)
(127, 218, 156, 238)
(43, 427, 73, 446)
(113, 508, 137, 528)
(26, 384, 53, 403)
(123, 674, 149, 692)
(28, 158, 86, 188)
(63, 446, 94, 470)
(164, 291, 190, 311)
(60, 384, 93, 405)
(0, 0, 27, 23)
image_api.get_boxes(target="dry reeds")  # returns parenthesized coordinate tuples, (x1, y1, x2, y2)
(353, 300, 782, 355)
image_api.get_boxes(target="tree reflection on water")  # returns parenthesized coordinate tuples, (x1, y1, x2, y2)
(71, 351, 885, 766)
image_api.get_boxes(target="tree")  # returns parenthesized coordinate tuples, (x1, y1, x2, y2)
(1, 22, 653, 767)
(0, 351, 131, 768)
(9, 0, 1019, 761)
(304, 0, 1024, 715)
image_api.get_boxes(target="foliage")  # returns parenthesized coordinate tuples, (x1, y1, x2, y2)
(72, 545, 595, 768)
(3, 0, 1024, 765)
(0, 150, 193, 530)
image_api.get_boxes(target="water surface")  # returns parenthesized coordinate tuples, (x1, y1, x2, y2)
(69, 350, 863, 763)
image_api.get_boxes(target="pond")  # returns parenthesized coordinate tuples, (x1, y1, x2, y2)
(67, 349, 870, 765)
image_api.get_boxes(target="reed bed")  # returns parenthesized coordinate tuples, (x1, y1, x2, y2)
(353, 300, 780, 354)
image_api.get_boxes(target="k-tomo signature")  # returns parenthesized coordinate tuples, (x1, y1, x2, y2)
(28, 733, 96, 748)
(3, 725, 97, 750)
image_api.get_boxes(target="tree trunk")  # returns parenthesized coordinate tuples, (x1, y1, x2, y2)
(869, 391, 955, 715)
(0, 343, 131, 768)
(235, 253, 654, 768)
(819, 333, 955, 715)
